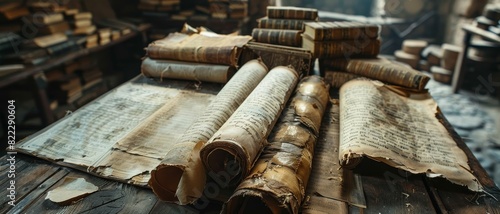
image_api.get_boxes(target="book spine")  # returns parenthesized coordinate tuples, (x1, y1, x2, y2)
(46, 40, 80, 56)
(316, 27, 379, 40)
(258, 18, 305, 30)
(267, 8, 318, 20)
(252, 29, 302, 47)
(316, 39, 380, 58)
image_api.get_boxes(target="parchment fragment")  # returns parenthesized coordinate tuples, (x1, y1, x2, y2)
(339, 79, 482, 192)
(46, 177, 98, 205)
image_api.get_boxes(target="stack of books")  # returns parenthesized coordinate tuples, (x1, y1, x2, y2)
(303, 21, 380, 58)
(208, 0, 247, 20)
(251, 6, 318, 47)
(69, 12, 96, 36)
(138, 0, 181, 12)
(142, 31, 252, 83)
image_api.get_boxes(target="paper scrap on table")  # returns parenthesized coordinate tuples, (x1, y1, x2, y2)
(46, 177, 99, 205)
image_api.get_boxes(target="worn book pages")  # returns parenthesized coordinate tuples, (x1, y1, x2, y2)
(225, 76, 330, 214)
(200, 66, 299, 186)
(141, 57, 236, 83)
(324, 71, 363, 88)
(338, 79, 482, 192)
(146, 32, 252, 67)
(15, 76, 220, 187)
(148, 60, 269, 204)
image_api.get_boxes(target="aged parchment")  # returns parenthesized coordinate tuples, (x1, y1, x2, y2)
(225, 76, 330, 214)
(339, 79, 482, 191)
(149, 59, 268, 204)
(15, 76, 218, 186)
(200, 66, 299, 186)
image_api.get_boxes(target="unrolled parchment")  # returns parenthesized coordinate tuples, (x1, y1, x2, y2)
(339, 79, 482, 192)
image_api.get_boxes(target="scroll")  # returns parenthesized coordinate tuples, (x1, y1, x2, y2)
(141, 57, 236, 83)
(200, 66, 299, 186)
(148, 59, 268, 204)
(225, 76, 330, 214)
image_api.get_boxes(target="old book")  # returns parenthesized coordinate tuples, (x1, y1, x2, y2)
(257, 17, 308, 30)
(251, 28, 302, 47)
(0, 6, 29, 20)
(141, 57, 236, 83)
(302, 35, 380, 58)
(149, 59, 269, 204)
(32, 13, 64, 25)
(395, 49, 419, 69)
(239, 41, 314, 76)
(32, 33, 68, 48)
(146, 32, 252, 67)
(431, 66, 453, 84)
(74, 12, 92, 20)
(402, 39, 428, 56)
(343, 58, 430, 91)
(441, 43, 461, 71)
(338, 79, 482, 192)
(200, 66, 298, 189)
(46, 40, 81, 56)
(85, 34, 98, 48)
(73, 25, 97, 35)
(73, 19, 92, 28)
(324, 70, 363, 88)
(303, 21, 380, 41)
(225, 76, 329, 214)
(267, 6, 318, 20)
(422, 45, 442, 66)
(38, 21, 70, 35)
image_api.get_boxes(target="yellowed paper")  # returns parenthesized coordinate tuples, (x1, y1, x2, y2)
(17, 80, 186, 166)
(200, 66, 299, 186)
(46, 177, 98, 205)
(148, 59, 269, 204)
(225, 76, 330, 214)
(339, 79, 482, 191)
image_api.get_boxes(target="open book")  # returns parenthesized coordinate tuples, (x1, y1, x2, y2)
(338, 79, 482, 192)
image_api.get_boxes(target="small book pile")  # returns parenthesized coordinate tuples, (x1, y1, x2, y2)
(395, 40, 461, 84)
(142, 31, 252, 83)
(303, 21, 380, 58)
(208, 0, 247, 19)
(252, 6, 318, 47)
(474, 4, 500, 33)
(138, 0, 181, 12)
(68, 11, 96, 36)
(0, 2, 29, 22)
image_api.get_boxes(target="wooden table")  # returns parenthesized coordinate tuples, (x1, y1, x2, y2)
(1, 85, 499, 213)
